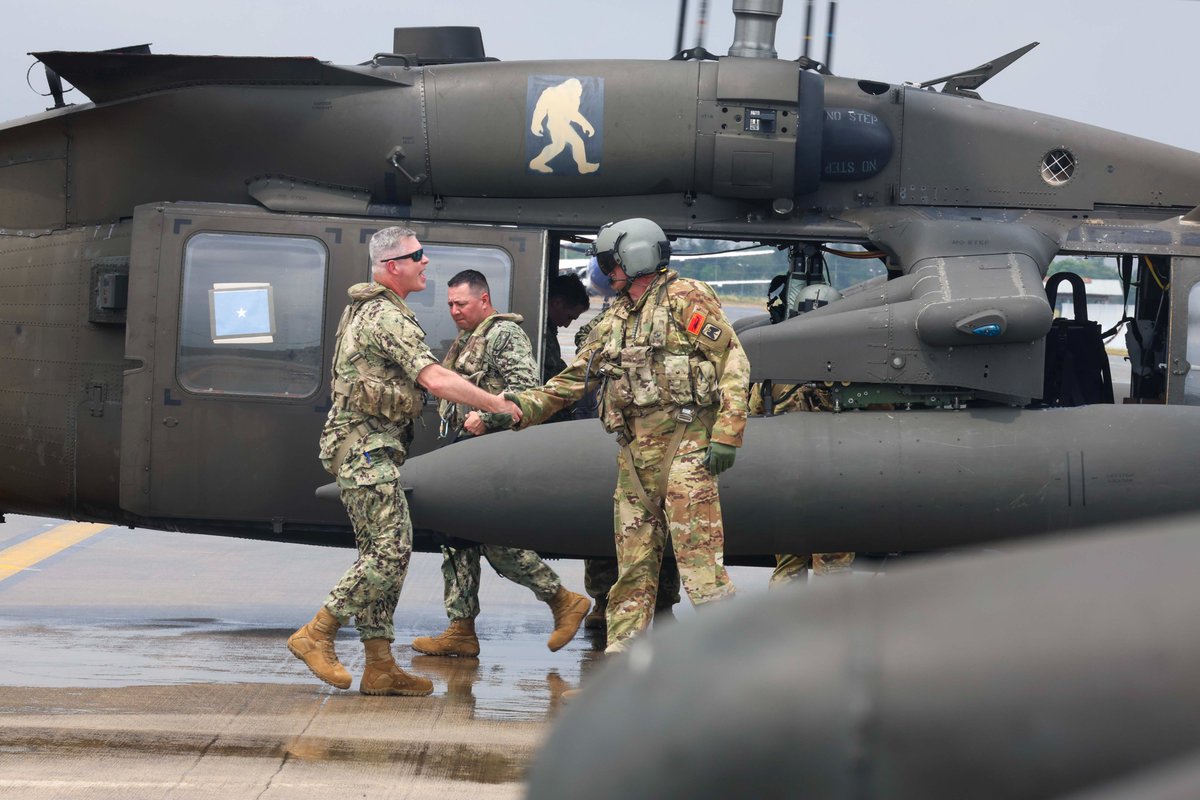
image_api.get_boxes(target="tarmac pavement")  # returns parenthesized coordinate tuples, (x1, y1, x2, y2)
(0, 514, 769, 799)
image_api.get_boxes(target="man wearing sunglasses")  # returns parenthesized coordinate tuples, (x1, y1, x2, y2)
(290, 226, 522, 697)
(507, 217, 750, 654)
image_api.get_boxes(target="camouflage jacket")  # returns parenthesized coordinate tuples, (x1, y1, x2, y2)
(513, 271, 750, 464)
(318, 282, 437, 487)
(573, 304, 611, 350)
(542, 323, 566, 384)
(440, 312, 537, 434)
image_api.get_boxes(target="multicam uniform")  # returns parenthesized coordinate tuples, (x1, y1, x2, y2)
(318, 282, 437, 642)
(572, 308, 683, 611)
(513, 270, 750, 649)
(436, 312, 563, 620)
(748, 382, 855, 584)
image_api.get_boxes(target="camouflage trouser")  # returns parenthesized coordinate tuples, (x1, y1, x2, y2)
(609, 447, 736, 650)
(584, 557, 681, 609)
(441, 544, 561, 620)
(768, 552, 855, 588)
(325, 479, 412, 641)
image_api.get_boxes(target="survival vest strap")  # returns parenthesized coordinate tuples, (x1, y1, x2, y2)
(618, 408, 694, 529)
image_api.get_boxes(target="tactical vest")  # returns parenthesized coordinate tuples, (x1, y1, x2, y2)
(595, 276, 718, 434)
(437, 312, 524, 432)
(330, 284, 425, 425)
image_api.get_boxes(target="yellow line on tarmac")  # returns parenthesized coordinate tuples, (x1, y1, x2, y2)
(0, 522, 110, 582)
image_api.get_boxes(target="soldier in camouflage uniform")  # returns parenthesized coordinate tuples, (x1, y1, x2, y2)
(288, 226, 522, 696)
(748, 273, 855, 586)
(411, 270, 590, 657)
(509, 218, 750, 653)
(543, 272, 591, 386)
(572, 300, 683, 633)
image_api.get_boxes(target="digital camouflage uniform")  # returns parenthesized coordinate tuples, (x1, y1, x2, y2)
(748, 382, 855, 585)
(513, 270, 750, 650)
(436, 312, 563, 620)
(318, 282, 437, 642)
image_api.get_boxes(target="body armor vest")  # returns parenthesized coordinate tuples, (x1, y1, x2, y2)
(595, 276, 717, 434)
(330, 285, 425, 424)
(438, 312, 524, 432)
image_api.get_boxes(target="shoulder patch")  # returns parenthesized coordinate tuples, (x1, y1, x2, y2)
(687, 311, 706, 335)
(701, 323, 722, 341)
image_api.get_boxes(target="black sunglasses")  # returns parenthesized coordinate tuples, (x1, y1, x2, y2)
(380, 248, 423, 264)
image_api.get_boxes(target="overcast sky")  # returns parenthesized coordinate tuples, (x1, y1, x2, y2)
(1, 0, 1197, 151)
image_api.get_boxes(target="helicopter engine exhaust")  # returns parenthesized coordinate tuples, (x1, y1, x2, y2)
(728, 0, 784, 59)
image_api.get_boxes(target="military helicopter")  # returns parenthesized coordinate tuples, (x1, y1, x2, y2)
(2, 0, 1199, 560)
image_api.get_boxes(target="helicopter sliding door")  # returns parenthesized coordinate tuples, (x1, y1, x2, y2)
(119, 202, 547, 541)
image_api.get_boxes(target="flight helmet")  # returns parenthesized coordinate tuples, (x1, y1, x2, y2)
(796, 282, 842, 311)
(592, 218, 671, 283)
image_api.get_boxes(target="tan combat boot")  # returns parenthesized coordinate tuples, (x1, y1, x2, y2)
(287, 608, 352, 689)
(584, 595, 607, 631)
(411, 618, 480, 657)
(546, 586, 591, 651)
(360, 639, 434, 696)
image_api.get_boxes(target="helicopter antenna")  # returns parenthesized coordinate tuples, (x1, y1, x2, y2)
(824, 0, 837, 74)
(25, 59, 73, 109)
(694, 0, 711, 50)
(802, 0, 815, 59)
(676, 0, 690, 55)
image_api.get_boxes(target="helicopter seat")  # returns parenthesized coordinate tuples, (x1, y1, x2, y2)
(1041, 271, 1114, 407)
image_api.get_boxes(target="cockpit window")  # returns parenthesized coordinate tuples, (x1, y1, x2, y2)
(178, 232, 327, 398)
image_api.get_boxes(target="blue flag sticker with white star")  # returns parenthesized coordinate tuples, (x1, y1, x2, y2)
(209, 283, 275, 344)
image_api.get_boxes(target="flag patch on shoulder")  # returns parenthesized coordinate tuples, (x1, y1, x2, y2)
(687, 311, 705, 334)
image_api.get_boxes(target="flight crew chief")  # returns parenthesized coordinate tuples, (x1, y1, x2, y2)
(289, 225, 522, 696)
(507, 218, 750, 653)
(410, 268, 590, 658)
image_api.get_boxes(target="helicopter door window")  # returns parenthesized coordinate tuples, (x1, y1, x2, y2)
(400, 244, 514, 359)
(178, 232, 327, 398)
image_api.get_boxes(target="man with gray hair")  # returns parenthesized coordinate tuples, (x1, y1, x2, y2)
(288, 225, 523, 697)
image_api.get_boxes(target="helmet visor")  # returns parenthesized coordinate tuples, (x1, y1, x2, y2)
(591, 230, 625, 277)
(595, 248, 620, 276)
